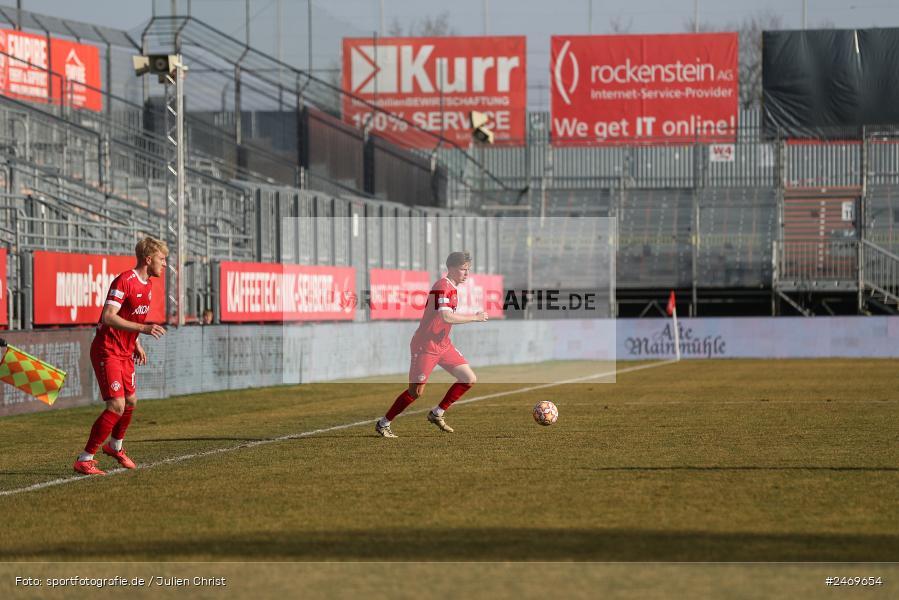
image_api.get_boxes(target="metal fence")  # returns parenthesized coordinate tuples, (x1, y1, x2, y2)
(860, 240, 899, 303)
(774, 240, 859, 289)
(138, 15, 497, 206)
(473, 110, 898, 195)
(866, 185, 899, 256)
(0, 7, 898, 323)
(697, 188, 777, 288)
(3, 191, 501, 329)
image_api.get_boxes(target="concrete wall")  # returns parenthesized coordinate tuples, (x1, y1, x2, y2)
(2, 316, 896, 416)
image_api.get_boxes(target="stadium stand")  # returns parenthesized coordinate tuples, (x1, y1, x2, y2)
(0, 9, 507, 329)
(0, 8, 897, 327)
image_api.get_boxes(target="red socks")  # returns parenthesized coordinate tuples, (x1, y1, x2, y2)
(385, 383, 473, 421)
(84, 409, 121, 454)
(439, 383, 473, 411)
(111, 405, 134, 441)
(385, 390, 416, 421)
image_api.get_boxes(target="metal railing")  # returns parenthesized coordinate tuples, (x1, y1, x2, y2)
(2, 6, 898, 211)
(0, 158, 256, 263)
(140, 16, 520, 202)
(860, 239, 899, 304)
(16, 213, 146, 254)
(773, 240, 859, 287)
(0, 92, 259, 258)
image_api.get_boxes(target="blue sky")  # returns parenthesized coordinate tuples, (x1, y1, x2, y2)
(10, 1, 898, 108)
(18, 1, 894, 37)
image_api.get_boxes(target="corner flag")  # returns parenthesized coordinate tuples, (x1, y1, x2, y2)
(666, 291, 681, 361)
(0, 339, 67, 405)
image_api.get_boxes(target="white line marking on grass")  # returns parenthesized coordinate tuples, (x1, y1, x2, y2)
(450, 359, 677, 408)
(0, 360, 676, 497)
(620, 398, 899, 406)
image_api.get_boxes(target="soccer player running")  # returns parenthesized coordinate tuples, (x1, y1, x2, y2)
(72, 238, 168, 475)
(376, 251, 488, 438)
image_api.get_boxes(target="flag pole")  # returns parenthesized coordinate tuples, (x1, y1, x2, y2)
(672, 306, 681, 361)
(666, 291, 681, 362)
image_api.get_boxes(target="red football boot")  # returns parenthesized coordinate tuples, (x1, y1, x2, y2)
(73, 459, 107, 476)
(102, 444, 137, 469)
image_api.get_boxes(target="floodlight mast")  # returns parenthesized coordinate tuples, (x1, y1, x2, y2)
(168, 56, 186, 328)
(133, 54, 187, 327)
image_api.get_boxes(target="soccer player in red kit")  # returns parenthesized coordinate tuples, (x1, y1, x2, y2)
(375, 251, 488, 437)
(72, 237, 168, 475)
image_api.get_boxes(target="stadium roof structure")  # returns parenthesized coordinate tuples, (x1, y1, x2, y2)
(0, 5, 139, 49)
(139, 15, 518, 196)
(0, 6, 527, 204)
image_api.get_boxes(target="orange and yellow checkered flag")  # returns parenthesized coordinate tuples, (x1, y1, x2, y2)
(0, 340, 67, 405)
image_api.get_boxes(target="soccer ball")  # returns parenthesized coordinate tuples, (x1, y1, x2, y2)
(533, 401, 558, 426)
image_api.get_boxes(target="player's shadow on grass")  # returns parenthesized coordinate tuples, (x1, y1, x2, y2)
(0, 470, 62, 477)
(579, 466, 899, 472)
(134, 437, 268, 443)
(10, 529, 899, 561)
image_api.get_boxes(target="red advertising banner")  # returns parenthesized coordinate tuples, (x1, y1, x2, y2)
(33, 251, 166, 325)
(0, 29, 102, 111)
(551, 33, 738, 144)
(369, 268, 431, 320)
(454, 273, 505, 319)
(51, 37, 102, 111)
(219, 262, 357, 322)
(0, 247, 7, 327)
(0, 29, 49, 104)
(342, 36, 527, 148)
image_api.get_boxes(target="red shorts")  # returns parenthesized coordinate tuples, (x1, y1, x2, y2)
(90, 352, 136, 400)
(409, 343, 468, 384)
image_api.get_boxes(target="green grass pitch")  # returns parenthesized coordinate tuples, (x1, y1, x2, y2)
(1, 358, 898, 597)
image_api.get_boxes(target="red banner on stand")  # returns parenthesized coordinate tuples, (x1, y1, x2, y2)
(343, 36, 527, 147)
(452, 273, 505, 319)
(219, 262, 357, 322)
(551, 33, 737, 144)
(33, 251, 165, 325)
(51, 36, 102, 111)
(0, 28, 102, 111)
(369, 269, 431, 320)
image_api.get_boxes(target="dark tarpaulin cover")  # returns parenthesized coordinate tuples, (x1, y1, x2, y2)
(762, 28, 899, 138)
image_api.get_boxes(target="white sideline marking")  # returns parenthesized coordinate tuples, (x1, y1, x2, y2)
(0, 360, 675, 497)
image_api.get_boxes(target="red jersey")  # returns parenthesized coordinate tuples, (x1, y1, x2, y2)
(91, 270, 153, 359)
(411, 277, 458, 353)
